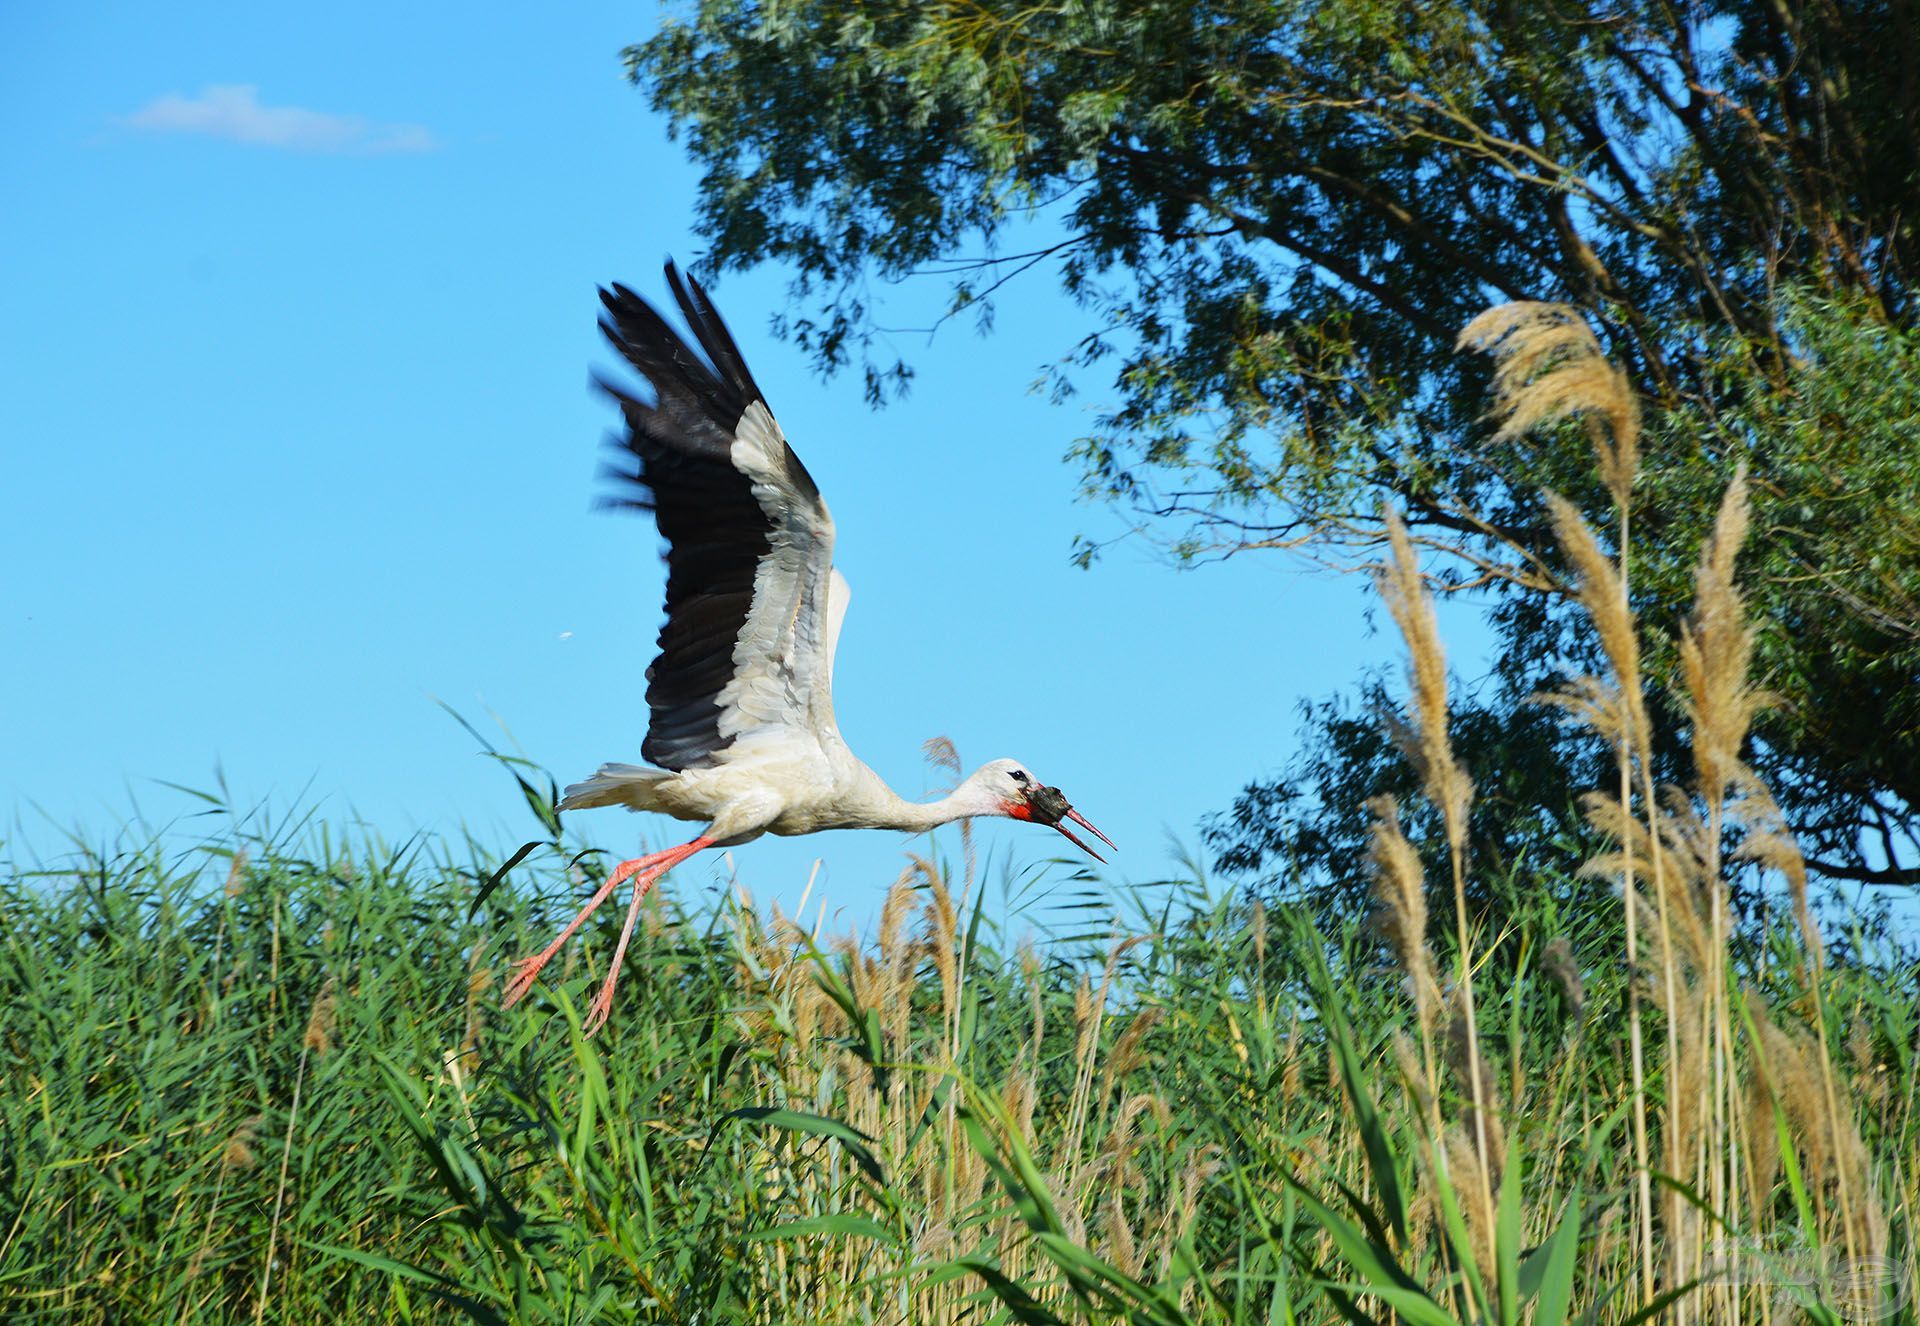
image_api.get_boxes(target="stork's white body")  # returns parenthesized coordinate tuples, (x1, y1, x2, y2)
(504, 265, 1107, 1033)
(562, 752, 1028, 843)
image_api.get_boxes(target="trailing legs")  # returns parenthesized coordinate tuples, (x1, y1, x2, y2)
(501, 835, 714, 1034)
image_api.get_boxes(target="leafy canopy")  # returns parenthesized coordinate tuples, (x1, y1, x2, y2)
(631, 0, 1920, 887)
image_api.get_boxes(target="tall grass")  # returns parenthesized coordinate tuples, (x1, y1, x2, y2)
(4, 768, 1911, 1322)
(3, 308, 1915, 1323)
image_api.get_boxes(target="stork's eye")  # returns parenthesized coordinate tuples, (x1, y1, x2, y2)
(1010, 770, 1030, 785)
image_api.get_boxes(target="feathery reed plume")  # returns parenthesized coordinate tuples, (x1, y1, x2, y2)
(1540, 936, 1586, 1022)
(1751, 998, 1889, 1264)
(1744, 1054, 1785, 1225)
(222, 1114, 263, 1172)
(877, 871, 916, 973)
(1443, 1125, 1498, 1286)
(877, 867, 919, 1057)
(1391, 1028, 1435, 1117)
(1376, 505, 1493, 1243)
(1167, 1145, 1225, 1277)
(222, 848, 249, 897)
(920, 856, 959, 1026)
(1376, 509, 1475, 853)
(301, 979, 337, 1058)
(923, 735, 976, 887)
(1678, 470, 1762, 802)
(1671, 472, 1766, 1276)
(1540, 496, 1650, 751)
(1065, 935, 1149, 1176)
(1100, 1008, 1163, 1115)
(460, 940, 492, 1065)
(1019, 941, 1045, 1063)
(1463, 297, 1658, 1300)
(1444, 990, 1506, 1178)
(1737, 789, 1822, 972)
(1366, 794, 1441, 1038)
(1104, 1191, 1140, 1278)
(1457, 301, 1639, 504)
(187, 1108, 268, 1291)
(922, 734, 961, 779)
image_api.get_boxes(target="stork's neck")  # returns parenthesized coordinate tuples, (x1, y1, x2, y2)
(853, 768, 1000, 833)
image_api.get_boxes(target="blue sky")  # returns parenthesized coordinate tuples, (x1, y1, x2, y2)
(0, 2, 1490, 926)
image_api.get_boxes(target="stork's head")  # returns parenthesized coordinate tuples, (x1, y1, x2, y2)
(970, 759, 1115, 863)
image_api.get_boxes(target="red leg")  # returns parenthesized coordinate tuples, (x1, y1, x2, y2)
(501, 836, 712, 1015)
(583, 836, 712, 1036)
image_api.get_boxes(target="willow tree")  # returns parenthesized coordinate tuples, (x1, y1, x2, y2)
(630, 0, 1920, 893)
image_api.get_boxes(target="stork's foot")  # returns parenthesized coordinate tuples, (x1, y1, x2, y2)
(499, 853, 643, 1010)
(499, 836, 713, 1035)
(584, 978, 619, 1038)
(502, 945, 564, 1011)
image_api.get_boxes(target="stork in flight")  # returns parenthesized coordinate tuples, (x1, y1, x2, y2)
(502, 263, 1113, 1034)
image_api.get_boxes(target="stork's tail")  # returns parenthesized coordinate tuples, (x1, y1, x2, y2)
(559, 763, 671, 812)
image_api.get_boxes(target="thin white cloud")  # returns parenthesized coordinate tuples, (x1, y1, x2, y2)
(125, 84, 437, 154)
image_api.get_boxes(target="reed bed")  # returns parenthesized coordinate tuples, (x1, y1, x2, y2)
(3, 770, 1910, 1322)
(3, 308, 1915, 1323)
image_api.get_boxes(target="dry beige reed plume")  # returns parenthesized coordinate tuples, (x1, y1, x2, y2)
(1003, 1066, 1038, 1150)
(1095, 1093, 1160, 1188)
(1751, 998, 1889, 1260)
(877, 866, 921, 1054)
(1736, 779, 1825, 971)
(1744, 1062, 1784, 1225)
(222, 1114, 264, 1172)
(1468, 304, 1677, 1298)
(1457, 302, 1640, 502)
(922, 734, 961, 778)
(877, 870, 916, 975)
(1377, 509, 1475, 849)
(1099, 1007, 1164, 1113)
(1442, 1124, 1499, 1285)
(1678, 471, 1763, 801)
(258, 977, 337, 1325)
(1176, 1146, 1225, 1227)
(1064, 934, 1151, 1175)
(1535, 673, 1631, 755)
(923, 734, 977, 885)
(1019, 941, 1046, 1062)
(222, 848, 250, 898)
(302, 977, 337, 1057)
(1071, 973, 1094, 1054)
(1104, 1192, 1141, 1278)
(1278, 1010, 1303, 1102)
(460, 941, 492, 1065)
(1540, 936, 1586, 1021)
(1581, 792, 1715, 979)
(919, 857, 960, 1024)
(1391, 1028, 1435, 1116)
(1542, 494, 1651, 750)
(1377, 502, 1496, 1246)
(1366, 794, 1442, 1036)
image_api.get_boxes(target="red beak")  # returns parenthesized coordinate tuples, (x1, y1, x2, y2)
(1051, 808, 1116, 863)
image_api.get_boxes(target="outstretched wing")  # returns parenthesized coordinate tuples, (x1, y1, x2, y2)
(595, 264, 847, 771)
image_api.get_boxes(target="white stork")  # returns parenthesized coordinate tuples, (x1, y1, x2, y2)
(503, 263, 1113, 1034)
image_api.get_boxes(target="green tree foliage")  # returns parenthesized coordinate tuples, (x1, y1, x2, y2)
(630, 0, 1920, 887)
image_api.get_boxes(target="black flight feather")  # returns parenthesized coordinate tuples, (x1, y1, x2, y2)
(594, 262, 782, 771)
